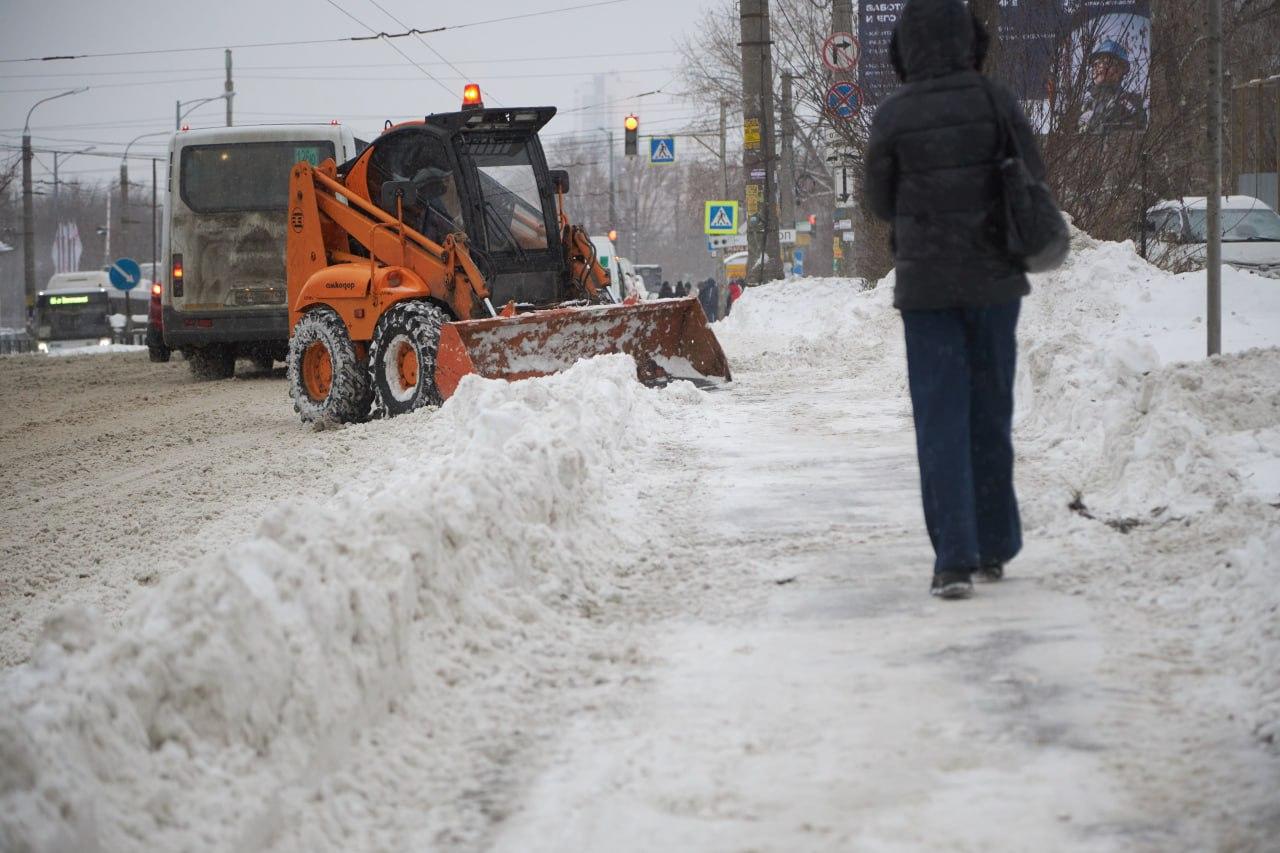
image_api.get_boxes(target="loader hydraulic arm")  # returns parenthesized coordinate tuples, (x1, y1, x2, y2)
(287, 159, 494, 327)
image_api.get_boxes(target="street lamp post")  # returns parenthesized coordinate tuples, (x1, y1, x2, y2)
(22, 87, 88, 318)
(51, 146, 96, 249)
(592, 128, 617, 235)
(118, 131, 170, 336)
(175, 92, 234, 130)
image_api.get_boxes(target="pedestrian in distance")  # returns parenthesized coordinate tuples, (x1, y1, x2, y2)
(659, 280, 675, 299)
(864, 0, 1045, 600)
(697, 277, 720, 322)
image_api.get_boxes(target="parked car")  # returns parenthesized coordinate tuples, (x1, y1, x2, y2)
(1142, 196, 1280, 278)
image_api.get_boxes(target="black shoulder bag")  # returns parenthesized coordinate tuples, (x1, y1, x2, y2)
(980, 79, 1070, 273)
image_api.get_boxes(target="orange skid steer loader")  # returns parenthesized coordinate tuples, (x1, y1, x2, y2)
(285, 96, 730, 424)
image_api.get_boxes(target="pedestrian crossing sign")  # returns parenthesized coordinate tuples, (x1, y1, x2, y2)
(704, 200, 739, 235)
(649, 136, 675, 164)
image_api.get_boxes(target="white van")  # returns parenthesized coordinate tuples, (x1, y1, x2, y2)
(161, 124, 364, 378)
(1143, 196, 1280, 278)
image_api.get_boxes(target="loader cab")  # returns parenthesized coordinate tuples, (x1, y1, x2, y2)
(355, 106, 564, 307)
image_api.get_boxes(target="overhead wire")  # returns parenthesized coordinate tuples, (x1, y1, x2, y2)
(360, 0, 502, 105)
(0, 0, 630, 64)
(318, 0, 458, 102)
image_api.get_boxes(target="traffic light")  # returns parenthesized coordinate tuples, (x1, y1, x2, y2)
(608, 229, 618, 242)
(624, 114, 639, 156)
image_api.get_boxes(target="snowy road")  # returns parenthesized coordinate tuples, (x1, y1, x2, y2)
(2, 233, 1279, 851)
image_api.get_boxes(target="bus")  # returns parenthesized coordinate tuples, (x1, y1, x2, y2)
(161, 124, 363, 378)
(33, 270, 149, 352)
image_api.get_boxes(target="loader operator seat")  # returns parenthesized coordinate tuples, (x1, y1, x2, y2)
(366, 130, 464, 246)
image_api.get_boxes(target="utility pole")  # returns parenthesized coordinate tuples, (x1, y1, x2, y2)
(831, 0, 854, 276)
(1206, 0, 1223, 355)
(606, 130, 616, 231)
(21, 88, 87, 315)
(21, 131, 33, 315)
(719, 99, 729, 196)
(717, 98, 732, 318)
(225, 49, 234, 126)
(120, 159, 129, 264)
(780, 72, 797, 237)
(152, 158, 159, 272)
(739, 0, 783, 285)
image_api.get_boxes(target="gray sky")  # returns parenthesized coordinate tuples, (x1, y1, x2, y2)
(1, 0, 717, 184)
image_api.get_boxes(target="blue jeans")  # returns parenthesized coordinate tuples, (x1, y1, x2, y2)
(901, 299, 1022, 576)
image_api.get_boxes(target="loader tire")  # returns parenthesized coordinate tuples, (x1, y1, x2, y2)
(187, 345, 235, 380)
(369, 300, 446, 418)
(287, 307, 372, 424)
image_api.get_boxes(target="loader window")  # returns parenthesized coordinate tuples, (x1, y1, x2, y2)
(366, 132, 464, 245)
(468, 139, 551, 253)
(179, 141, 335, 213)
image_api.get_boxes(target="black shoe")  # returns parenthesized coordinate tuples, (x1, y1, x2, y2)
(930, 571, 974, 600)
(974, 561, 1004, 583)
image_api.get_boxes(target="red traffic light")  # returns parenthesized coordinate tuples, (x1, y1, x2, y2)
(808, 214, 817, 226)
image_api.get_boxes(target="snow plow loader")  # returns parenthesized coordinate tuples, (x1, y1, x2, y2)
(285, 93, 730, 424)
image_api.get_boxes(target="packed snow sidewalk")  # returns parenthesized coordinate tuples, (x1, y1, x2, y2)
(2, 231, 1279, 851)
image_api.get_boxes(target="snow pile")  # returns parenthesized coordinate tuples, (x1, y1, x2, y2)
(0, 355, 669, 851)
(715, 277, 901, 391)
(718, 231, 1280, 745)
(44, 344, 148, 357)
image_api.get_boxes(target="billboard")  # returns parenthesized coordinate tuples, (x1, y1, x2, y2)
(857, 0, 1151, 134)
(1058, 0, 1151, 133)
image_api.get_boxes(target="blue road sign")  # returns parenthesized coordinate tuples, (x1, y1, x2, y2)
(649, 136, 675, 164)
(825, 82, 863, 121)
(793, 248, 805, 277)
(108, 257, 142, 291)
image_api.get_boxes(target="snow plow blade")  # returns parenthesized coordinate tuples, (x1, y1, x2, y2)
(435, 297, 731, 399)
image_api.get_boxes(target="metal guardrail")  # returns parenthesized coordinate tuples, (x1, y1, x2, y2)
(0, 331, 35, 355)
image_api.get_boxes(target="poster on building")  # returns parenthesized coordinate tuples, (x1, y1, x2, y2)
(999, 0, 1063, 101)
(1056, 0, 1151, 133)
(857, 0, 905, 107)
(857, 0, 1150, 134)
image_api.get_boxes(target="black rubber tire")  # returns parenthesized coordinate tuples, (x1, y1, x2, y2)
(147, 344, 171, 364)
(286, 307, 372, 424)
(369, 300, 446, 418)
(187, 345, 235, 380)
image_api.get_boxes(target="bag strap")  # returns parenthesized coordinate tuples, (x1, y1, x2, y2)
(978, 76, 1019, 162)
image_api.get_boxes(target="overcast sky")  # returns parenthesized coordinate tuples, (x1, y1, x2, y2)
(1, 0, 719, 185)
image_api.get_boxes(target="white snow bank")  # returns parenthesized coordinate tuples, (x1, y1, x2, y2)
(717, 230, 1280, 746)
(0, 355, 670, 852)
(45, 344, 148, 357)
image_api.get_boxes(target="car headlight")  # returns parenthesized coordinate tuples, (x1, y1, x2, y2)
(37, 342, 49, 353)
(98, 337, 112, 347)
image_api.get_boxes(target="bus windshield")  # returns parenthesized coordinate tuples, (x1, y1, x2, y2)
(180, 140, 335, 213)
(36, 292, 110, 339)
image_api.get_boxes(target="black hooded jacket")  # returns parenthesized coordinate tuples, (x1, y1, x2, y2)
(864, 0, 1046, 311)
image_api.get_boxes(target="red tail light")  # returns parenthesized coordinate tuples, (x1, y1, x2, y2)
(151, 282, 162, 297)
(171, 254, 184, 298)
